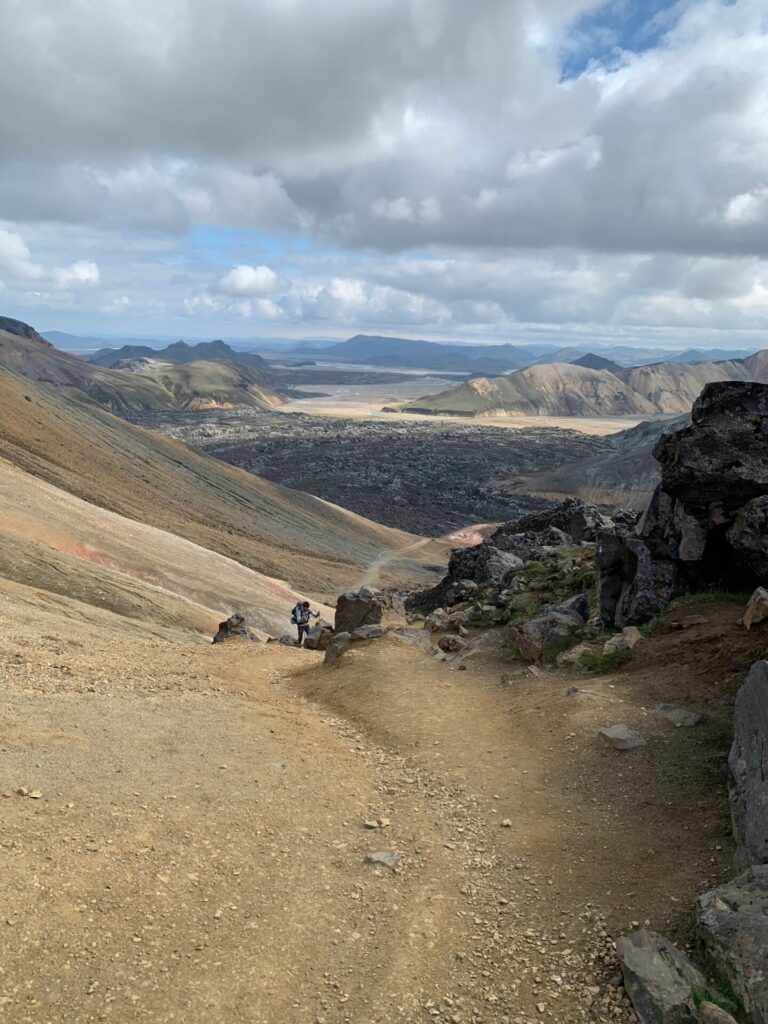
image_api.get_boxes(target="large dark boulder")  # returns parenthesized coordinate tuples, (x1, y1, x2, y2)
(598, 383, 768, 626)
(335, 586, 384, 633)
(729, 660, 768, 869)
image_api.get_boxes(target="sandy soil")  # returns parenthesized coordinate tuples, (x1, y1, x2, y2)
(281, 394, 644, 437)
(1, 577, 758, 1024)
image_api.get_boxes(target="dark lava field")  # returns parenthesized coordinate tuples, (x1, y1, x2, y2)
(131, 410, 611, 535)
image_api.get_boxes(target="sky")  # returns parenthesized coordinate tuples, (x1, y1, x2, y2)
(1, 0, 767, 348)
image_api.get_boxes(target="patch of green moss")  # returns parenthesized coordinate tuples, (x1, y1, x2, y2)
(578, 648, 632, 673)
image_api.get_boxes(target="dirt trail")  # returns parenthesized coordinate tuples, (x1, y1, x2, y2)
(1, 584, 759, 1024)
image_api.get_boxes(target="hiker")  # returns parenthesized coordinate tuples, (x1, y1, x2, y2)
(291, 600, 319, 646)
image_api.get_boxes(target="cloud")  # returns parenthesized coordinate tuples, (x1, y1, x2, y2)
(0, 227, 99, 289)
(0, 0, 766, 345)
(219, 264, 278, 297)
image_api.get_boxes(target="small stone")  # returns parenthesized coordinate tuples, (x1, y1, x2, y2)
(16, 787, 29, 797)
(364, 850, 400, 870)
(659, 707, 703, 728)
(363, 820, 380, 829)
(29, 790, 43, 799)
(599, 725, 646, 750)
(501, 819, 512, 828)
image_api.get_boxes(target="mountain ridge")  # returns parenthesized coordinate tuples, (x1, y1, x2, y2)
(399, 351, 768, 417)
(0, 317, 282, 413)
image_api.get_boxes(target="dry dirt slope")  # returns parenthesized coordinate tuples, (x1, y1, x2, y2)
(0, 364, 443, 600)
(0, 457, 334, 637)
(1, 576, 760, 1024)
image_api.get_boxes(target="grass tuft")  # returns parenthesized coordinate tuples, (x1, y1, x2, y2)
(578, 648, 632, 673)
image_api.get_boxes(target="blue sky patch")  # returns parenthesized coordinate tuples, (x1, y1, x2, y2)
(560, 0, 686, 79)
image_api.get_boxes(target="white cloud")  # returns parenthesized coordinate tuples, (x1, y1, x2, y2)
(219, 264, 278, 297)
(0, 0, 766, 346)
(0, 227, 99, 290)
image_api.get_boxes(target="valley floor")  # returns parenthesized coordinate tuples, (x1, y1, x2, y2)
(1, 583, 759, 1023)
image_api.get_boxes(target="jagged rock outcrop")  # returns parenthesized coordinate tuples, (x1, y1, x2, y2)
(212, 613, 260, 643)
(408, 499, 623, 616)
(729, 660, 768, 869)
(491, 498, 614, 549)
(698, 867, 768, 1024)
(598, 383, 768, 626)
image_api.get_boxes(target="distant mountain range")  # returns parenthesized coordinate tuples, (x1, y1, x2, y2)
(0, 319, 282, 414)
(89, 338, 271, 372)
(293, 334, 539, 374)
(290, 333, 756, 374)
(398, 351, 768, 418)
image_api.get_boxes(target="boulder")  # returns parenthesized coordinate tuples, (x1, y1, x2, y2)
(303, 618, 334, 651)
(603, 633, 630, 654)
(212, 613, 259, 644)
(729, 660, 768, 868)
(598, 382, 768, 626)
(505, 594, 588, 662)
(335, 588, 384, 634)
(452, 629, 505, 664)
(506, 609, 584, 661)
(438, 635, 466, 654)
(742, 587, 768, 630)
(657, 707, 703, 729)
(324, 631, 352, 665)
(603, 627, 641, 655)
(616, 929, 705, 1024)
(424, 608, 451, 633)
(600, 724, 647, 750)
(698, 866, 768, 1023)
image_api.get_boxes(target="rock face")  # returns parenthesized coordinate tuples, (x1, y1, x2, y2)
(598, 383, 768, 626)
(615, 929, 705, 1024)
(729, 660, 768, 869)
(505, 594, 589, 662)
(335, 586, 384, 634)
(212, 613, 259, 644)
(698, 867, 768, 1024)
